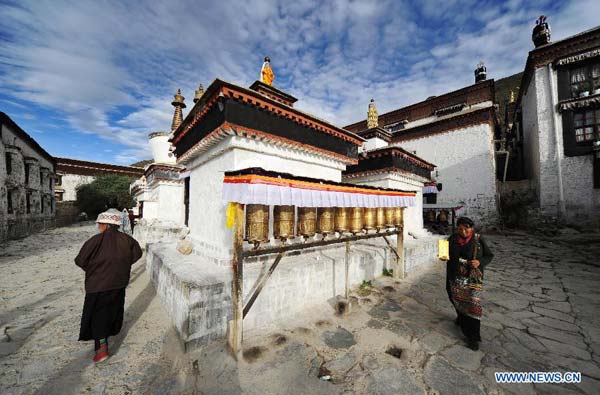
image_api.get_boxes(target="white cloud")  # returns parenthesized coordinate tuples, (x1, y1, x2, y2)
(0, 0, 598, 163)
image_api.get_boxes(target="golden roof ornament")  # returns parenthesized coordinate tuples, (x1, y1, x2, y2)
(171, 88, 186, 131)
(509, 90, 516, 104)
(261, 56, 274, 86)
(367, 98, 378, 129)
(193, 83, 204, 103)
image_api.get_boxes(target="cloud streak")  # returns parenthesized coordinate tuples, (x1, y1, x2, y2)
(0, 0, 598, 164)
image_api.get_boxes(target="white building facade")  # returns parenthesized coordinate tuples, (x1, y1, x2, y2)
(513, 24, 600, 226)
(345, 80, 500, 226)
(1, 112, 56, 242)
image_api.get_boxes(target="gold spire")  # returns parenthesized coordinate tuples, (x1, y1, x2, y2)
(193, 83, 204, 103)
(367, 98, 378, 129)
(261, 56, 274, 86)
(171, 88, 186, 131)
(509, 90, 515, 104)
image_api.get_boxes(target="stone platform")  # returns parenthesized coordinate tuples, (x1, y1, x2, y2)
(146, 234, 441, 351)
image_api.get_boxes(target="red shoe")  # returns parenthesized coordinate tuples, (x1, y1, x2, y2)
(93, 343, 109, 363)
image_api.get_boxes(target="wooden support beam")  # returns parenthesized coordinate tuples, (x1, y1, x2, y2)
(344, 240, 350, 299)
(227, 203, 244, 359)
(242, 229, 401, 258)
(243, 252, 285, 318)
(394, 208, 405, 280)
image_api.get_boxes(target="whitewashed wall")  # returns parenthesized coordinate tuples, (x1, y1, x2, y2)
(1, 123, 55, 241)
(184, 136, 349, 262)
(522, 66, 600, 224)
(58, 173, 95, 201)
(391, 123, 498, 224)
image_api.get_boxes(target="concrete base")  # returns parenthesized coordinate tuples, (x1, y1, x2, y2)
(146, 234, 441, 351)
(133, 220, 187, 249)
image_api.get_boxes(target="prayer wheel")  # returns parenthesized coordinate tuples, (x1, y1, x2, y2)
(317, 207, 335, 235)
(273, 205, 295, 240)
(393, 207, 403, 227)
(334, 207, 349, 233)
(426, 210, 436, 223)
(384, 207, 395, 227)
(375, 207, 386, 231)
(438, 209, 449, 223)
(350, 207, 364, 234)
(297, 207, 317, 238)
(363, 208, 376, 230)
(245, 204, 269, 246)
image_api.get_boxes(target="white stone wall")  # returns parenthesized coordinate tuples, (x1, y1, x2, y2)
(155, 181, 185, 225)
(522, 66, 600, 224)
(58, 173, 95, 201)
(184, 136, 349, 262)
(343, 172, 426, 237)
(147, 234, 441, 349)
(362, 137, 389, 152)
(390, 123, 498, 224)
(1, 123, 55, 242)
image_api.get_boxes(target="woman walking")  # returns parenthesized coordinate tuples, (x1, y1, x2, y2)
(75, 209, 143, 363)
(443, 217, 493, 350)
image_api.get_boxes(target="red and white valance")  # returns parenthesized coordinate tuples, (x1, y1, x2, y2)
(222, 170, 416, 208)
(423, 183, 438, 194)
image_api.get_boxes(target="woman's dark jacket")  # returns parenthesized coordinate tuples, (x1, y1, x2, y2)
(75, 227, 143, 293)
(446, 233, 494, 282)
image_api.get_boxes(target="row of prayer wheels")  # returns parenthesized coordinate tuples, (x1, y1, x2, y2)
(425, 209, 449, 223)
(245, 205, 403, 245)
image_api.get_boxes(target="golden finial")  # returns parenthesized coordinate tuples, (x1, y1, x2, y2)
(367, 98, 378, 129)
(509, 90, 516, 104)
(171, 88, 186, 131)
(193, 83, 204, 103)
(261, 56, 274, 86)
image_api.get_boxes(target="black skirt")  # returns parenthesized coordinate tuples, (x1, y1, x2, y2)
(79, 288, 126, 341)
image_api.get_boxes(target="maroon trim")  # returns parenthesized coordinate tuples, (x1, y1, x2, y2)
(344, 80, 495, 133)
(391, 107, 496, 142)
(56, 157, 144, 177)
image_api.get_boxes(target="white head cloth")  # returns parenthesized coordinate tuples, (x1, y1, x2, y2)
(96, 208, 123, 226)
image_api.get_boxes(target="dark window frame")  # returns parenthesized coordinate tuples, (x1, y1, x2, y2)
(25, 164, 30, 185)
(7, 190, 13, 214)
(573, 109, 600, 144)
(569, 62, 600, 98)
(5, 153, 11, 175)
(26, 192, 31, 214)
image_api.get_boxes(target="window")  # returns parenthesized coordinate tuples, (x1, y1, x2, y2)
(5, 153, 11, 175)
(40, 197, 44, 213)
(570, 62, 600, 98)
(55, 191, 63, 202)
(386, 122, 406, 133)
(573, 109, 600, 143)
(56, 175, 62, 186)
(40, 170, 43, 186)
(25, 164, 30, 185)
(49, 177, 52, 191)
(26, 192, 31, 214)
(7, 190, 13, 214)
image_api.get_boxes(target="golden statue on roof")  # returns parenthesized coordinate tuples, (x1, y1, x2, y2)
(367, 98, 378, 129)
(261, 56, 274, 86)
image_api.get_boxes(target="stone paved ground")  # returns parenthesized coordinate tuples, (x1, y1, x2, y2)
(1, 224, 599, 394)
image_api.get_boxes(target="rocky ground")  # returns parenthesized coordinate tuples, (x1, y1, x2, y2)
(1, 223, 599, 395)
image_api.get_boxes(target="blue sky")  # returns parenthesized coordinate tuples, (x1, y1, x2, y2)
(0, 0, 598, 165)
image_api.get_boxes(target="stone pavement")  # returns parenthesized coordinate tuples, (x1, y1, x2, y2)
(1, 224, 599, 394)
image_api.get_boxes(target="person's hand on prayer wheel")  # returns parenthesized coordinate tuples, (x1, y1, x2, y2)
(469, 259, 480, 268)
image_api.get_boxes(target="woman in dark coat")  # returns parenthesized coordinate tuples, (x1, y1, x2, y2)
(75, 209, 142, 363)
(443, 217, 493, 351)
